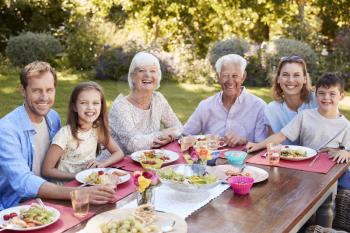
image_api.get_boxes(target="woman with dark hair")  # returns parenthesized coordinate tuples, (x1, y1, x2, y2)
(265, 56, 317, 144)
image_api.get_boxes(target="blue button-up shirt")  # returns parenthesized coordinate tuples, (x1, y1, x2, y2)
(0, 105, 61, 210)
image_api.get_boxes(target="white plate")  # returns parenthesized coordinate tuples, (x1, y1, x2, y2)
(178, 135, 227, 148)
(84, 208, 187, 233)
(130, 149, 179, 165)
(75, 168, 130, 185)
(207, 165, 269, 183)
(280, 145, 317, 161)
(0, 205, 60, 231)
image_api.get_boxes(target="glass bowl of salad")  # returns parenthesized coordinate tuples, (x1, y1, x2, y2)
(157, 164, 220, 193)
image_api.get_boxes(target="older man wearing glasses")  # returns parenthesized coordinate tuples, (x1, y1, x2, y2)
(182, 54, 267, 147)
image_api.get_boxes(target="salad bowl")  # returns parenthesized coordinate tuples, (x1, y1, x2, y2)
(158, 164, 221, 193)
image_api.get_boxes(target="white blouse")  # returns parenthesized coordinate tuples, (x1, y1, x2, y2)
(104, 92, 182, 155)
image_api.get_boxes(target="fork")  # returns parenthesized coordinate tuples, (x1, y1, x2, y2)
(36, 198, 46, 209)
(308, 154, 320, 167)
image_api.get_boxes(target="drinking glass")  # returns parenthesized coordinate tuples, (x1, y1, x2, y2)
(70, 189, 89, 218)
(180, 136, 195, 151)
(207, 134, 219, 150)
(267, 143, 282, 165)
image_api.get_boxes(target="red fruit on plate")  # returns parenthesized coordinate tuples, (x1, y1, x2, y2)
(9, 213, 17, 218)
(3, 214, 10, 221)
(98, 170, 104, 175)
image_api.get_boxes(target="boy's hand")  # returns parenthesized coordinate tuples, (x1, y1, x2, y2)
(329, 150, 349, 163)
(246, 142, 259, 153)
(319, 148, 349, 163)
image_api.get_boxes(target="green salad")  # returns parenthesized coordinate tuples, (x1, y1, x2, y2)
(158, 168, 217, 185)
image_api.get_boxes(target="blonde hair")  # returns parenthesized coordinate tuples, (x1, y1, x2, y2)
(20, 61, 57, 89)
(272, 57, 313, 102)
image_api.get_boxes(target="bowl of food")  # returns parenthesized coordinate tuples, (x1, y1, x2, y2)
(225, 151, 247, 166)
(158, 164, 220, 193)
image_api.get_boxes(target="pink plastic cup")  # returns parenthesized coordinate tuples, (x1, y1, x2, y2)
(228, 176, 254, 195)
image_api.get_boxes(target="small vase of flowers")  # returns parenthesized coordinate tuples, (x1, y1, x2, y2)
(133, 171, 160, 206)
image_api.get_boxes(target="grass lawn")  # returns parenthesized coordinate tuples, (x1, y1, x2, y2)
(1, 66, 350, 123)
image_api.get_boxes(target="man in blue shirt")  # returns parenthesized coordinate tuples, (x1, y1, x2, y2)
(0, 61, 116, 210)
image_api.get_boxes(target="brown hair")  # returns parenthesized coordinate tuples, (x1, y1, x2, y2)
(67, 81, 109, 154)
(20, 61, 57, 89)
(271, 56, 313, 102)
(316, 73, 345, 93)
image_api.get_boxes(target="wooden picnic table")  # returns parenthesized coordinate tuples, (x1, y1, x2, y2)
(45, 153, 348, 233)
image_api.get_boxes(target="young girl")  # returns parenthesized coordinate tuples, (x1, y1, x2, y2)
(42, 81, 124, 184)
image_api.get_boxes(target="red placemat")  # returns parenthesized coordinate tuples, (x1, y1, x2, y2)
(64, 172, 137, 202)
(219, 144, 246, 158)
(246, 150, 336, 174)
(2, 201, 95, 233)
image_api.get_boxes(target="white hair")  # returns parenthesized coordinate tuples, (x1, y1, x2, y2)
(214, 54, 247, 76)
(128, 51, 162, 89)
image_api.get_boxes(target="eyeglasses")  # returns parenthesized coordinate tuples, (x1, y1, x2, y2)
(280, 55, 304, 62)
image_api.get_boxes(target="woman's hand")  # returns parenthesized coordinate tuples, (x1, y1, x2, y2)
(224, 132, 247, 147)
(152, 135, 173, 148)
(84, 185, 116, 204)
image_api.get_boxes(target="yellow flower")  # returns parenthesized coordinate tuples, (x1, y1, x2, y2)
(138, 176, 151, 193)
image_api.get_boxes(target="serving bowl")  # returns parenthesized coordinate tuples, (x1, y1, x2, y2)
(158, 164, 221, 193)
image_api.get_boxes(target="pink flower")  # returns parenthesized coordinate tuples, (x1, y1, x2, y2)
(151, 174, 160, 186)
(143, 171, 154, 179)
(190, 150, 198, 162)
(133, 171, 143, 186)
(133, 170, 160, 187)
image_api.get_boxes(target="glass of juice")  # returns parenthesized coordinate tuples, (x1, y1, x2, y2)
(70, 189, 89, 218)
(207, 134, 219, 150)
(267, 143, 282, 165)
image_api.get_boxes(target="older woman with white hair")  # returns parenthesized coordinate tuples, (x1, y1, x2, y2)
(182, 54, 267, 147)
(105, 51, 182, 155)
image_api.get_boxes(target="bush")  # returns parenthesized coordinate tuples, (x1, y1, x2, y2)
(5, 32, 63, 66)
(207, 38, 250, 68)
(65, 20, 101, 70)
(96, 46, 135, 81)
(96, 41, 185, 81)
(319, 29, 350, 89)
(207, 38, 267, 86)
(261, 38, 318, 83)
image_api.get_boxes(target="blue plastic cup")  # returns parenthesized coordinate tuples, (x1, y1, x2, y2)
(225, 151, 247, 167)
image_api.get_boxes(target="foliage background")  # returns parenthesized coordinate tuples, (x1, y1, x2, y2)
(0, 0, 349, 86)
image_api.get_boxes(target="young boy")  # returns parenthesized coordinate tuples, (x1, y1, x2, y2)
(247, 74, 350, 168)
